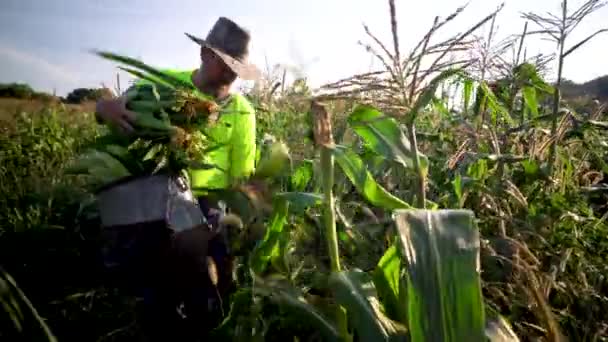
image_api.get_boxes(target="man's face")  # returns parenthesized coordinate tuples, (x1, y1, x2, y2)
(200, 47, 236, 86)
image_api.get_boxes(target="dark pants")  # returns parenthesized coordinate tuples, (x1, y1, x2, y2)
(101, 197, 231, 342)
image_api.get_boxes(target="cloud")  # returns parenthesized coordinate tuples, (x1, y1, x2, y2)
(0, 44, 82, 95)
(0, 45, 80, 83)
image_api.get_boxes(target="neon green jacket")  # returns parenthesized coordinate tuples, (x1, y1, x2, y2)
(135, 69, 256, 195)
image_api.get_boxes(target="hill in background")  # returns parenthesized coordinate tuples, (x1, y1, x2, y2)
(562, 75, 608, 101)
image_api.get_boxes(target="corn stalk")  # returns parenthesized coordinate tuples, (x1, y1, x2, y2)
(310, 100, 349, 340)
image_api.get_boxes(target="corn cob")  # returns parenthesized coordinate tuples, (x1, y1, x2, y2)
(67, 51, 223, 189)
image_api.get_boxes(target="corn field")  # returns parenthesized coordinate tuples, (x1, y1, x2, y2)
(1, 0, 608, 341)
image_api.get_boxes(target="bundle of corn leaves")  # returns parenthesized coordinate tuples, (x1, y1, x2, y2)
(67, 51, 223, 191)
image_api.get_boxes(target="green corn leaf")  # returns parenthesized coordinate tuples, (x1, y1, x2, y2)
(274, 192, 322, 214)
(250, 198, 290, 274)
(463, 79, 474, 115)
(479, 82, 513, 127)
(104, 144, 130, 160)
(66, 150, 131, 184)
(348, 105, 428, 171)
(329, 270, 408, 341)
(452, 173, 464, 208)
(521, 86, 539, 119)
(514, 62, 553, 95)
(117, 66, 175, 90)
(373, 242, 408, 324)
(103, 144, 143, 174)
(291, 159, 314, 192)
(253, 276, 341, 342)
(408, 69, 463, 123)
(332, 145, 412, 210)
(93, 50, 196, 90)
(270, 232, 291, 274)
(394, 210, 486, 342)
(210, 289, 255, 340)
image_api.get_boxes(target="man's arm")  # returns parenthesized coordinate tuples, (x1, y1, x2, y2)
(228, 105, 256, 184)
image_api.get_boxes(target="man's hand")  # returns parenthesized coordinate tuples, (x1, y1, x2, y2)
(95, 96, 138, 133)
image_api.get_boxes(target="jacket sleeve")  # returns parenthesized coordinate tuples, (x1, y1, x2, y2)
(228, 105, 256, 183)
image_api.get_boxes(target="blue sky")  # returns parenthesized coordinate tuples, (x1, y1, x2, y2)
(1, 0, 607, 96)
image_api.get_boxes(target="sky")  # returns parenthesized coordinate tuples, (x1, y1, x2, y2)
(0, 0, 607, 96)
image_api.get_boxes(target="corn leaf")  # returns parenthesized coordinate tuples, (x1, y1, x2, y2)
(274, 192, 322, 214)
(210, 289, 255, 340)
(394, 210, 486, 342)
(104, 144, 130, 160)
(117, 66, 174, 90)
(291, 159, 314, 192)
(329, 270, 408, 341)
(348, 105, 428, 171)
(373, 242, 408, 324)
(452, 174, 464, 208)
(479, 82, 513, 127)
(253, 276, 341, 342)
(521, 86, 539, 119)
(103, 144, 143, 175)
(333, 145, 412, 210)
(250, 198, 290, 274)
(463, 79, 474, 114)
(93, 50, 196, 90)
(66, 150, 131, 183)
(408, 69, 463, 123)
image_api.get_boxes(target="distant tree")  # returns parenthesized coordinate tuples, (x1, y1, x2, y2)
(64, 87, 112, 104)
(589, 76, 608, 99)
(0, 83, 36, 99)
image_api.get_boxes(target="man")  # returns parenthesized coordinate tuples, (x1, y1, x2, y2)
(95, 17, 259, 341)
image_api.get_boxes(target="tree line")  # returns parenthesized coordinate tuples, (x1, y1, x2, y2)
(0, 83, 112, 104)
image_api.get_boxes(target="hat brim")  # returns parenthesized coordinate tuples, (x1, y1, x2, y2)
(185, 32, 261, 81)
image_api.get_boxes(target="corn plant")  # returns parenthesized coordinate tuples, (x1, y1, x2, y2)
(522, 0, 608, 173)
(208, 85, 519, 340)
